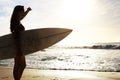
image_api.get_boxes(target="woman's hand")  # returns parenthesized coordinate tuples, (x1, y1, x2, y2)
(19, 7, 32, 20)
(27, 7, 32, 11)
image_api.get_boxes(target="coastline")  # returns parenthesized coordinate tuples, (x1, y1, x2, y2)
(0, 66, 120, 80)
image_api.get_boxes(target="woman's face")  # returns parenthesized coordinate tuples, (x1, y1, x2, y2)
(19, 10, 24, 15)
(18, 10, 24, 19)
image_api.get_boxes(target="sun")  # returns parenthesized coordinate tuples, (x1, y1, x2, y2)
(62, 0, 96, 21)
(57, 0, 98, 46)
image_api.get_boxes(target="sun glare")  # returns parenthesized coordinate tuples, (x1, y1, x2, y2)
(57, 0, 98, 46)
(62, 0, 96, 21)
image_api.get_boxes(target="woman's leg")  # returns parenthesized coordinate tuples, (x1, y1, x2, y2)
(13, 33, 26, 80)
(13, 55, 26, 80)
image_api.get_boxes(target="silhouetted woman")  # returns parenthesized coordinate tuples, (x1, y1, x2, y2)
(10, 5, 31, 80)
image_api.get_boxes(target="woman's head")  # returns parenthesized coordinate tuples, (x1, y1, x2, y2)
(14, 5, 24, 12)
(11, 5, 24, 22)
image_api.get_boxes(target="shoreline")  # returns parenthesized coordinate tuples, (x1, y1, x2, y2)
(0, 66, 120, 80)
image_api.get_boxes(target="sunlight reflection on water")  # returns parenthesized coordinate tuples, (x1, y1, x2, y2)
(0, 47, 120, 72)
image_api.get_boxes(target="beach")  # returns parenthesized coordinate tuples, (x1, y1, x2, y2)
(0, 66, 120, 80)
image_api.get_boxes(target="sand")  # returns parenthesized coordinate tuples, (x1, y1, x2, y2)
(0, 66, 120, 80)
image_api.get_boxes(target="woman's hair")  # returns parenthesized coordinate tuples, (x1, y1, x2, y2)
(10, 5, 24, 30)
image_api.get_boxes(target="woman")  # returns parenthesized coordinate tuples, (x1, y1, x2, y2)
(10, 5, 31, 80)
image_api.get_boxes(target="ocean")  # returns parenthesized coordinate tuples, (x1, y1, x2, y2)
(0, 43, 120, 72)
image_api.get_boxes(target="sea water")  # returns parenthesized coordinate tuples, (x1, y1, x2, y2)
(0, 43, 120, 72)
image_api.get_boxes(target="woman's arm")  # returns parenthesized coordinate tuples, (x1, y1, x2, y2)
(19, 7, 32, 20)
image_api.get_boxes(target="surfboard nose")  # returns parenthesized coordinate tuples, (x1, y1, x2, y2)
(57, 28, 72, 33)
(57, 28, 72, 36)
(69, 29, 73, 33)
(63, 28, 73, 34)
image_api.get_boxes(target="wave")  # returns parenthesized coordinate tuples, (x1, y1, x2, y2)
(89, 44, 120, 49)
(53, 43, 120, 49)
(41, 56, 57, 61)
(26, 67, 120, 72)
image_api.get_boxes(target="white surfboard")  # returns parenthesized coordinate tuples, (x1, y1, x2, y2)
(0, 28, 72, 60)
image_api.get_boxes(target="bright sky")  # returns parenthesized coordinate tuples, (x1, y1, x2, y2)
(0, 0, 120, 46)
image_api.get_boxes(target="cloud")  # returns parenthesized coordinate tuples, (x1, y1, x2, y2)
(0, 0, 31, 16)
(0, 0, 31, 35)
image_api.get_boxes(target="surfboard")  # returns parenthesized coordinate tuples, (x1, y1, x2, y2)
(0, 28, 72, 60)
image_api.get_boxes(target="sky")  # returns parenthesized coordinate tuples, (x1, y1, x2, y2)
(0, 0, 120, 46)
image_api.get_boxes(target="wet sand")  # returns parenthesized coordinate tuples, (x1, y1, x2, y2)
(0, 66, 120, 80)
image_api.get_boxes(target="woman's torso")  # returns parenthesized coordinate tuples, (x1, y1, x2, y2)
(10, 20, 25, 33)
